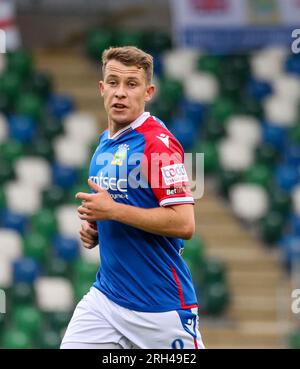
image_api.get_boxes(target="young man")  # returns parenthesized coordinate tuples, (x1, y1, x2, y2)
(60, 46, 205, 349)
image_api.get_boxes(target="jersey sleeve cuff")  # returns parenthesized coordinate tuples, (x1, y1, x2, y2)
(159, 197, 195, 207)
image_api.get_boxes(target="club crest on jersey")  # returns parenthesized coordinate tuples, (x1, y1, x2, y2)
(111, 144, 129, 166)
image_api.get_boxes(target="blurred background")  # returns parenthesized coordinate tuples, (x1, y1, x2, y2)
(0, 0, 300, 349)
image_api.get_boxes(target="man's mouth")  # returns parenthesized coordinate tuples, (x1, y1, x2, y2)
(112, 103, 128, 109)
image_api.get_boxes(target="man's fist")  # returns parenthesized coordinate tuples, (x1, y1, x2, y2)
(79, 221, 98, 249)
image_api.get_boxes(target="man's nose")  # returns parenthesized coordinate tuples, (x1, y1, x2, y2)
(115, 84, 126, 98)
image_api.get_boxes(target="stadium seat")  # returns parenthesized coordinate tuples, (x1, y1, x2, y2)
(37, 114, 64, 141)
(0, 71, 22, 103)
(86, 30, 112, 60)
(46, 256, 72, 279)
(35, 277, 74, 312)
(163, 48, 199, 81)
(47, 95, 75, 120)
(264, 95, 298, 127)
(2, 329, 32, 349)
(1, 209, 28, 235)
(52, 234, 80, 262)
(11, 282, 35, 306)
(16, 94, 43, 122)
(56, 204, 81, 238)
(197, 55, 221, 76)
(255, 143, 279, 167)
(15, 156, 51, 190)
(259, 210, 285, 244)
(171, 117, 197, 150)
(229, 184, 268, 222)
(64, 112, 98, 144)
(53, 136, 89, 167)
(42, 185, 66, 209)
(250, 50, 284, 82)
(183, 72, 219, 103)
(273, 74, 300, 103)
(7, 51, 33, 79)
(26, 71, 52, 99)
(30, 208, 58, 240)
(28, 136, 54, 161)
(269, 187, 291, 216)
(52, 163, 78, 189)
(5, 181, 42, 215)
(9, 115, 37, 144)
(202, 282, 230, 316)
(13, 257, 40, 284)
(280, 235, 300, 271)
(23, 231, 49, 263)
(39, 329, 61, 349)
(275, 164, 299, 192)
(218, 138, 254, 171)
(244, 164, 272, 189)
(0, 139, 25, 163)
(226, 116, 261, 148)
(13, 305, 42, 339)
(73, 260, 98, 284)
(217, 169, 242, 198)
(193, 141, 218, 173)
(0, 228, 22, 261)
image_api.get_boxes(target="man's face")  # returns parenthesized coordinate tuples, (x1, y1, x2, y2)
(99, 60, 155, 126)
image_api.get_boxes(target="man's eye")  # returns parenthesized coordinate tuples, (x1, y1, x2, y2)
(108, 81, 117, 86)
(129, 82, 137, 87)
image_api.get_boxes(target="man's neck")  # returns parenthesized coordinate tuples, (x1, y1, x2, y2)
(108, 112, 145, 137)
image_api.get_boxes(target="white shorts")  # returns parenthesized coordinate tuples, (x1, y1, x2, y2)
(61, 287, 205, 349)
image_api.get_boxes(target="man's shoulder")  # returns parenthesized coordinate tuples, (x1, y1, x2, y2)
(137, 115, 182, 153)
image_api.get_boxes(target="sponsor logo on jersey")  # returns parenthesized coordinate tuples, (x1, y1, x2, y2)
(111, 144, 129, 166)
(90, 172, 127, 193)
(161, 163, 188, 186)
(165, 186, 187, 196)
(156, 133, 170, 148)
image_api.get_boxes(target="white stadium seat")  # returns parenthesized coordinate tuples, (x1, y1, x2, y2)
(251, 52, 283, 82)
(54, 135, 90, 167)
(64, 112, 98, 144)
(163, 48, 199, 81)
(80, 244, 100, 264)
(273, 74, 300, 103)
(5, 181, 41, 215)
(56, 204, 82, 239)
(184, 72, 219, 103)
(0, 228, 23, 261)
(264, 95, 298, 127)
(218, 138, 255, 171)
(230, 184, 269, 222)
(226, 116, 261, 148)
(35, 277, 74, 312)
(15, 156, 51, 190)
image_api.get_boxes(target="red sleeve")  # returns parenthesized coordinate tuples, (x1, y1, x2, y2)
(140, 128, 194, 207)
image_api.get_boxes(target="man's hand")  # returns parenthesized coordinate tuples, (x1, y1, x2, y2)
(76, 179, 117, 222)
(80, 221, 98, 249)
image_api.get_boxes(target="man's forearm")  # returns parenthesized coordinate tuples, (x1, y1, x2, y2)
(111, 202, 194, 239)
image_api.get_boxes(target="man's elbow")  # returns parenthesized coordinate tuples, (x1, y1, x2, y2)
(180, 222, 195, 240)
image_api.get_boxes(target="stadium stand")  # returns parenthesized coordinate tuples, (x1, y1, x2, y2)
(0, 23, 299, 348)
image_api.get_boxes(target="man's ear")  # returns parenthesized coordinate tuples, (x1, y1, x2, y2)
(99, 81, 104, 96)
(145, 84, 156, 103)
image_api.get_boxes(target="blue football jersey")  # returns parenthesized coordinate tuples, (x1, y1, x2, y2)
(90, 112, 198, 312)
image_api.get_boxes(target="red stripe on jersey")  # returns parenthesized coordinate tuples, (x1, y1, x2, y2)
(171, 265, 198, 310)
(136, 116, 194, 205)
(194, 337, 199, 349)
(0, 18, 15, 29)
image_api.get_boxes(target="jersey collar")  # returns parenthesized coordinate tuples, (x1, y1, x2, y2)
(108, 112, 150, 140)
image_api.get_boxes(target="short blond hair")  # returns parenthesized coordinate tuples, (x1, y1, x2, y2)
(102, 46, 153, 84)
